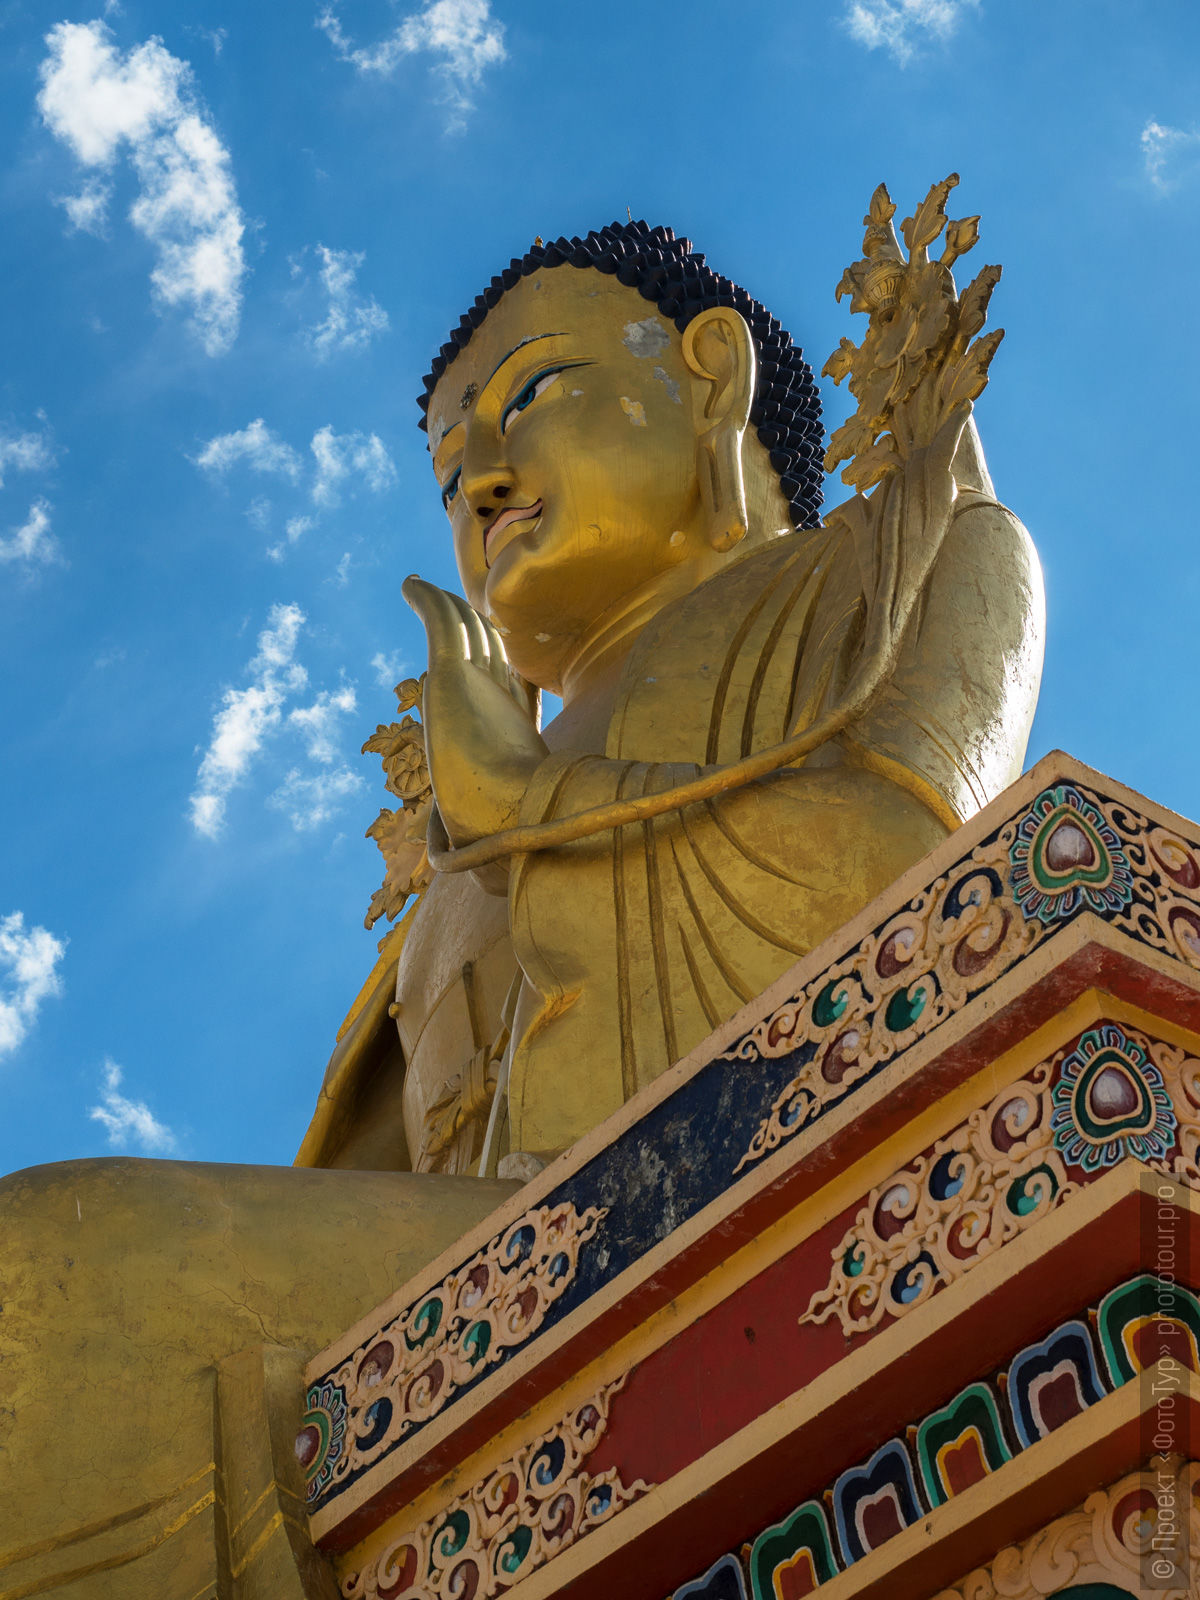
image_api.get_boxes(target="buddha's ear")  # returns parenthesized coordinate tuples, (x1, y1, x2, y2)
(681, 307, 756, 552)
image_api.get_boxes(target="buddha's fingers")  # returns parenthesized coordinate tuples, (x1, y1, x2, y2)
(446, 589, 492, 668)
(445, 591, 524, 705)
(478, 613, 526, 700)
(402, 577, 471, 668)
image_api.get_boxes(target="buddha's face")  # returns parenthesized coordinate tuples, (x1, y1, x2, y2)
(425, 269, 786, 691)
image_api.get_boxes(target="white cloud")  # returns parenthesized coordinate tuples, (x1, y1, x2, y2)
(334, 551, 351, 587)
(311, 425, 395, 506)
(187, 24, 228, 57)
(191, 422, 393, 562)
(0, 911, 66, 1057)
(59, 175, 113, 235)
(268, 766, 363, 832)
(0, 500, 58, 567)
(89, 1058, 176, 1152)
(843, 0, 978, 64)
(0, 428, 53, 489)
(190, 608, 363, 836)
(305, 245, 389, 358)
(1142, 120, 1200, 193)
(191, 421, 394, 532)
(288, 684, 357, 764)
(245, 495, 273, 531)
(38, 21, 246, 353)
(317, 0, 506, 130)
(189, 602, 308, 836)
(371, 649, 406, 689)
(193, 419, 303, 479)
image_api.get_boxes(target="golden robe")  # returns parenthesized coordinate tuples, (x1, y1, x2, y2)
(302, 489, 1043, 1169)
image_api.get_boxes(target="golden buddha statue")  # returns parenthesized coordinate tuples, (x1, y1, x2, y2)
(302, 184, 1042, 1179)
(0, 181, 1043, 1597)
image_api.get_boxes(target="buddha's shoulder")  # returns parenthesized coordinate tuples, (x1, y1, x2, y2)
(652, 524, 850, 641)
(610, 527, 853, 762)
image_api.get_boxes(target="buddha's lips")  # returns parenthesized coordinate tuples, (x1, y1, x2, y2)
(485, 500, 542, 562)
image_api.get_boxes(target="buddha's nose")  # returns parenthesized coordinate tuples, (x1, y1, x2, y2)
(472, 483, 511, 522)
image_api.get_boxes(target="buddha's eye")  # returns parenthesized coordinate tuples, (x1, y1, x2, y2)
(440, 467, 461, 509)
(501, 367, 564, 435)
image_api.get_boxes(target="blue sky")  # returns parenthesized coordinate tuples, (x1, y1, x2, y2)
(2, 0, 1198, 1176)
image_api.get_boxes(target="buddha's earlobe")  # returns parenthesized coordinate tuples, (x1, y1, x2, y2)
(697, 426, 749, 553)
(682, 309, 756, 554)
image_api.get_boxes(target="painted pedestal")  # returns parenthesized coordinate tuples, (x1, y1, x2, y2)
(301, 753, 1200, 1599)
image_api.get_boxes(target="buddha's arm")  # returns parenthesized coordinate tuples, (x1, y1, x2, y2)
(951, 414, 995, 498)
(833, 465, 1045, 823)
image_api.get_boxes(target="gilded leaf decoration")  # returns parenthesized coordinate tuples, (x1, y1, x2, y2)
(362, 674, 434, 930)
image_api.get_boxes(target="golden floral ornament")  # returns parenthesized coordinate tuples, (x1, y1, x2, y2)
(824, 173, 1003, 494)
(930, 1459, 1199, 1600)
(304, 1201, 608, 1507)
(362, 675, 435, 929)
(340, 1376, 649, 1600)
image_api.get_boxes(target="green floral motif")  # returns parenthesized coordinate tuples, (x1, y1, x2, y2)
(1010, 785, 1133, 925)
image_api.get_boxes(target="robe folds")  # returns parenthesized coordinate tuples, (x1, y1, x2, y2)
(299, 489, 1042, 1172)
(505, 495, 1043, 1157)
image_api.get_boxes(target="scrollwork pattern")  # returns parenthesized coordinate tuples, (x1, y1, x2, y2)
(340, 1376, 649, 1600)
(305, 1201, 607, 1506)
(931, 1459, 1199, 1600)
(732, 781, 1200, 1173)
(801, 1024, 1200, 1337)
(801, 1065, 1075, 1336)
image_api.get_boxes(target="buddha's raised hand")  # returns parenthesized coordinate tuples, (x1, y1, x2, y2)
(402, 576, 548, 850)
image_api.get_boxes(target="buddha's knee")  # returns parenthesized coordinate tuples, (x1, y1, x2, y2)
(0, 1156, 184, 1278)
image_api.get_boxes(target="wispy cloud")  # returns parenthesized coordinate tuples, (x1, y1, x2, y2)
(268, 766, 364, 832)
(0, 500, 58, 567)
(189, 602, 308, 836)
(266, 513, 315, 563)
(38, 21, 246, 353)
(192, 418, 303, 479)
(317, 0, 506, 131)
(288, 684, 357, 764)
(371, 649, 406, 689)
(59, 175, 112, 236)
(311, 425, 396, 505)
(0, 426, 53, 488)
(843, 0, 978, 64)
(193, 420, 395, 499)
(186, 24, 228, 58)
(190, 606, 363, 835)
(192, 419, 394, 559)
(0, 911, 66, 1058)
(89, 1058, 176, 1152)
(1142, 119, 1200, 193)
(305, 246, 389, 358)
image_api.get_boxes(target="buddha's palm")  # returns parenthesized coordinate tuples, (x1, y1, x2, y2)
(402, 576, 547, 850)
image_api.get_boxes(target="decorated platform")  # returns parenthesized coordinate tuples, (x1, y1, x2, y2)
(300, 752, 1200, 1597)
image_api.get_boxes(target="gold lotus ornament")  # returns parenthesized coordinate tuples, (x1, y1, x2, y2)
(362, 675, 434, 930)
